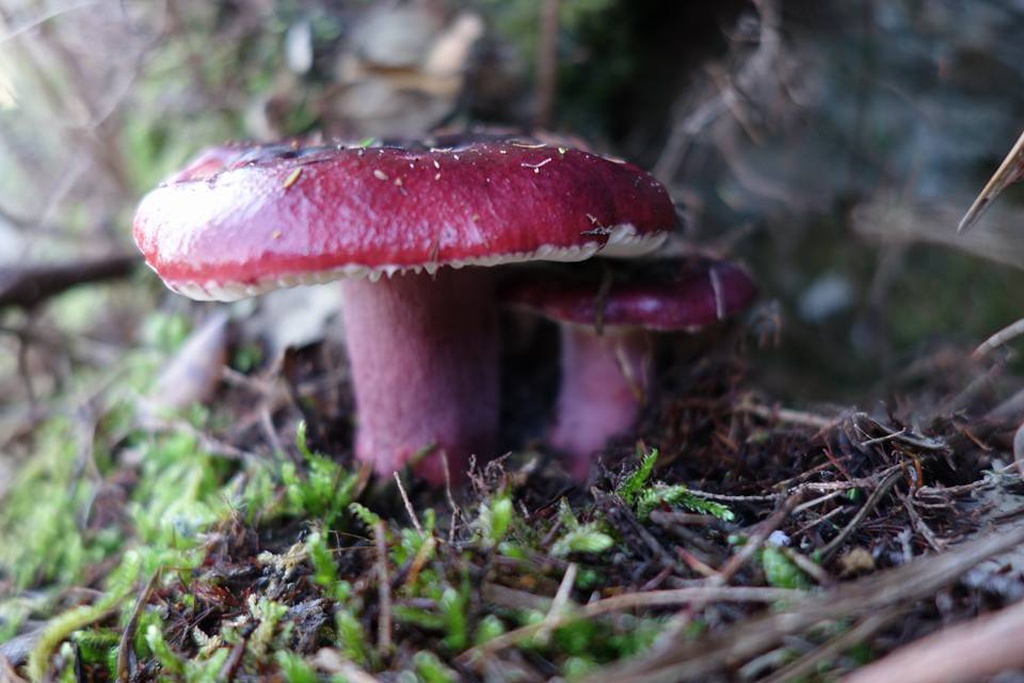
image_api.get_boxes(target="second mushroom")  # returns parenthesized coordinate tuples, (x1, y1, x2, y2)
(503, 258, 757, 479)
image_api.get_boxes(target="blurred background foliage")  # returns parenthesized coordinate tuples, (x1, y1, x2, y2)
(2, 0, 1024, 419)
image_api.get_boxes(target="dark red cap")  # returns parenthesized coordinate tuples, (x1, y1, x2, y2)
(133, 136, 675, 301)
(503, 259, 757, 331)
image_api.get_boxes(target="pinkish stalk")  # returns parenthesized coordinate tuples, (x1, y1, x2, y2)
(340, 268, 499, 485)
(549, 324, 654, 479)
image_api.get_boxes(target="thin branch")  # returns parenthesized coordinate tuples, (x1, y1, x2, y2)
(534, 0, 560, 129)
(536, 562, 577, 642)
(374, 520, 392, 656)
(711, 494, 802, 586)
(393, 472, 424, 536)
(0, 254, 139, 310)
(115, 570, 161, 683)
(736, 399, 838, 431)
(819, 468, 902, 563)
(972, 316, 1024, 360)
(653, 0, 783, 181)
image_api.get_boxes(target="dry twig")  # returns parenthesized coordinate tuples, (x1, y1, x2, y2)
(374, 520, 392, 656)
(712, 494, 801, 585)
(736, 399, 838, 431)
(393, 472, 424, 536)
(973, 317, 1024, 360)
(819, 468, 902, 563)
(653, 0, 784, 181)
(114, 569, 159, 679)
(0, 255, 138, 310)
(534, 0, 560, 129)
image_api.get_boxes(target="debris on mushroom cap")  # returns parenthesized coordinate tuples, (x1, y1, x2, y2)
(502, 258, 758, 332)
(132, 134, 675, 302)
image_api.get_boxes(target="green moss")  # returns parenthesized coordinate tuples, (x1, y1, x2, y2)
(1, 410, 689, 680)
(0, 417, 111, 589)
(551, 499, 614, 557)
(476, 493, 514, 548)
(275, 651, 320, 683)
(128, 432, 228, 547)
(412, 650, 457, 683)
(617, 449, 735, 522)
(761, 547, 813, 590)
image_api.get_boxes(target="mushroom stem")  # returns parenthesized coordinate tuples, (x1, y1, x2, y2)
(549, 324, 653, 479)
(339, 268, 499, 485)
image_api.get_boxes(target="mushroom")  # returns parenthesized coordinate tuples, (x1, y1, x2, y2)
(503, 258, 757, 479)
(132, 135, 675, 485)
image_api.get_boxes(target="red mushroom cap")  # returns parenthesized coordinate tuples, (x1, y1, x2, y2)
(503, 258, 758, 331)
(133, 137, 675, 301)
